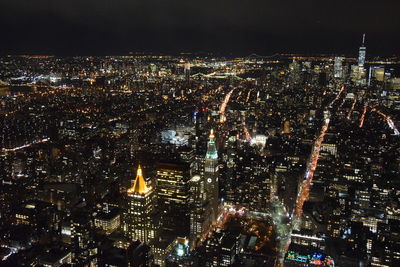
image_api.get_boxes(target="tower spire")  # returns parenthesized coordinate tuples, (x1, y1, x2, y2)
(128, 164, 149, 194)
(362, 33, 366, 46)
(204, 129, 219, 224)
(209, 129, 215, 140)
(206, 129, 218, 159)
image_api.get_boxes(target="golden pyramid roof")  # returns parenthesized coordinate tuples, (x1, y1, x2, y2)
(127, 164, 150, 194)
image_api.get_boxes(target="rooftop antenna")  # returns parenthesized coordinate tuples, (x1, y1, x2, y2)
(362, 33, 366, 46)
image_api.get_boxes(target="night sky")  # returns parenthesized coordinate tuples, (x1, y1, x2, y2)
(1, 0, 399, 56)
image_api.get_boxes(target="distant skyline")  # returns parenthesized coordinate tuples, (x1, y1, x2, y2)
(1, 0, 400, 56)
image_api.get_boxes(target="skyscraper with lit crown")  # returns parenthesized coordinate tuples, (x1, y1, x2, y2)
(204, 129, 219, 223)
(125, 164, 155, 243)
(358, 34, 366, 69)
(357, 34, 367, 83)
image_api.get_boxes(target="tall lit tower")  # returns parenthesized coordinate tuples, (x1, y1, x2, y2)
(189, 174, 208, 248)
(184, 62, 191, 82)
(358, 34, 366, 69)
(334, 57, 344, 78)
(204, 129, 219, 223)
(156, 161, 191, 235)
(125, 164, 155, 243)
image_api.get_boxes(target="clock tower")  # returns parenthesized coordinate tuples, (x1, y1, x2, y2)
(204, 129, 219, 224)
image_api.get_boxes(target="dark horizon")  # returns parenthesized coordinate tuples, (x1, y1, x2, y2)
(1, 33, 399, 58)
(1, 0, 400, 57)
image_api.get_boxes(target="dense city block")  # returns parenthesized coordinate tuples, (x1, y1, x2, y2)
(1, 46, 400, 266)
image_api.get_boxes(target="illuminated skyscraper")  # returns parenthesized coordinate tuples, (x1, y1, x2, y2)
(189, 174, 209, 248)
(125, 165, 155, 243)
(156, 161, 191, 235)
(358, 34, 366, 69)
(358, 34, 367, 81)
(204, 129, 219, 223)
(334, 57, 344, 79)
(184, 62, 190, 82)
